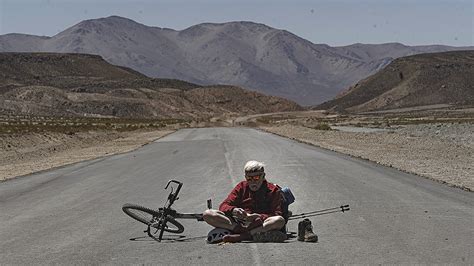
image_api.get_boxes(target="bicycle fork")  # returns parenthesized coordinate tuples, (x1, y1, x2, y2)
(145, 217, 167, 242)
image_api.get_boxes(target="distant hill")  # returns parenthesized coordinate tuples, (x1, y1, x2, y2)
(0, 53, 302, 118)
(316, 51, 474, 113)
(1, 16, 472, 106)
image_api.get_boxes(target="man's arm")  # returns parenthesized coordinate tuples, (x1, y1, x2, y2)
(219, 182, 243, 216)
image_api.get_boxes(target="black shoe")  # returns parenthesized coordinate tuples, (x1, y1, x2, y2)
(298, 219, 318, 242)
(297, 219, 308, 241)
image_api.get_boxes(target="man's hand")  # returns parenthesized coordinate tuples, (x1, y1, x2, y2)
(232, 208, 248, 220)
(245, 213, 261, 222)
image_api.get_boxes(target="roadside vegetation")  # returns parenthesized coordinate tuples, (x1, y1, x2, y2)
(0, 115, 189, 135)
(249, 107, 474, 129)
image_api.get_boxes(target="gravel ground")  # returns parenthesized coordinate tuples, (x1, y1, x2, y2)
(0, 130, 173, 181)
(261, 123, 473, 191)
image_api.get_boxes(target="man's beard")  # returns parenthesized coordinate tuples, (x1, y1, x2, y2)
(249, 183, 260, 191)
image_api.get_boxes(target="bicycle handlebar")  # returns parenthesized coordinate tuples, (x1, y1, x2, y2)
(165, 180, 183, 189)
(165, 179, 183, 206)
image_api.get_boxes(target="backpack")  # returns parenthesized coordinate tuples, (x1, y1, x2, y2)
(274, 184, 295, 221)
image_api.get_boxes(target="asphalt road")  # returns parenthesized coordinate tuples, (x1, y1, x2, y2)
(0, 128, 472, 264)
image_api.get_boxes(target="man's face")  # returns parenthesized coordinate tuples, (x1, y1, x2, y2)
(245, 172, 265, 191)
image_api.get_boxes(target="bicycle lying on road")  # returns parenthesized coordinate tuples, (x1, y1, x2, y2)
(122, 179, 350, 242)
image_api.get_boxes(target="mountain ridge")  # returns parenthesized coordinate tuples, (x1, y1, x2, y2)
(1, 16, 472, 105)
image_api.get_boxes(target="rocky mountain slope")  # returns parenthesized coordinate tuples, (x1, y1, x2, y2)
(1, 16, 472, 105)
(0, 53, 302, 118)
(316, 51, 474, 112)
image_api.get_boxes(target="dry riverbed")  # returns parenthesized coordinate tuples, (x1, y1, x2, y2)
(261, 123, 473, 191)
(0, 129, 173, 181)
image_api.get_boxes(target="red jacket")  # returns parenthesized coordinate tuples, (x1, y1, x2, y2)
(219, 180, 283, 221)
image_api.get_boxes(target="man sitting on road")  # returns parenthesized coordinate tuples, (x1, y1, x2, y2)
(202, 160, 287, 243)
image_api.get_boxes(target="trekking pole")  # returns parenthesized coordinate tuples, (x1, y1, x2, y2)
(288, 205, 350, 220)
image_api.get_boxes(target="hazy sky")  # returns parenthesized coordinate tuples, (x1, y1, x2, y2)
(0, 0, 472, 47)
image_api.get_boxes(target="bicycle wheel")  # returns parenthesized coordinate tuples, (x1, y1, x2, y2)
(122, 203, 184, 234)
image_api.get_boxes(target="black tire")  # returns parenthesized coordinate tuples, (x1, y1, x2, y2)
(122, 203, 184, 234)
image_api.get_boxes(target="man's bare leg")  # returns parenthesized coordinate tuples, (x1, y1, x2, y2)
(250, 215, 286, 235)
(202, 209, 237, 231)
(220, 215, 286, 243)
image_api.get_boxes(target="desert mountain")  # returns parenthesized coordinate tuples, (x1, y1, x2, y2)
(0, 53, 302, 118)
(0, 16, 472, 105)
(316, 51, 474, 113)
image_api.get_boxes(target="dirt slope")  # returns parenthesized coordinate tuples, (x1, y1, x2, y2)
(317, 51, 474, 112)
(0, 53, 302, 119)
